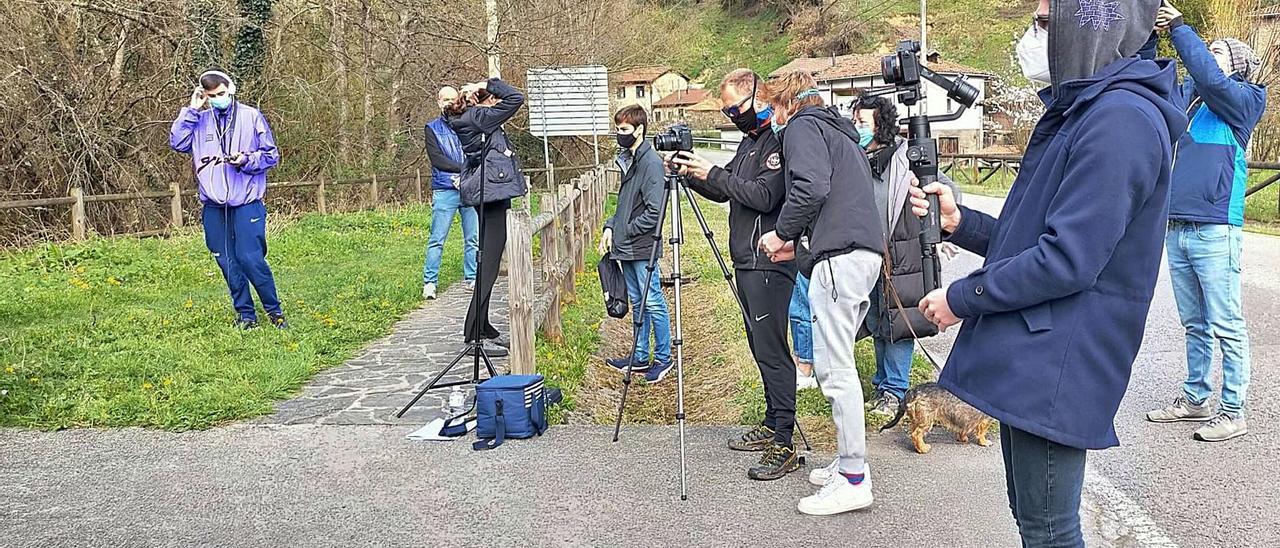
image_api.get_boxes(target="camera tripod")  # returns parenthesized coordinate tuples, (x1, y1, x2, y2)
(610, 165, 810, 501)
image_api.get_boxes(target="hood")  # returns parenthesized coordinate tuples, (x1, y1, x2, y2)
(792, 105, 861, 142)
(1045, 56, 1187, 144)
(1050, 0, 1160, 96)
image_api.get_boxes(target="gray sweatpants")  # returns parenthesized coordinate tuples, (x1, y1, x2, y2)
(808, 248, 881, 475)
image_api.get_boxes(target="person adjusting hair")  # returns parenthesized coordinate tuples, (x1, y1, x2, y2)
(668, 68, 800, 481)
(1140, 1, 1265, 443)
(169, 69, 286, 330)
(911, 1, 1185, 545)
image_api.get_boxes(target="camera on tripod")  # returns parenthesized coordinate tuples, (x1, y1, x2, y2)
(653, 124, 694, 153)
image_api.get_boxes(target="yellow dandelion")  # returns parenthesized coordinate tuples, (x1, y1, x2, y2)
(107, 277, 121, 286)
(142, 382, 154, 390)
(29, 377, 39, 384)
(183, 298, 194, 309)
(5, 366, 14, 374)
(76, 266, 85, 274)
(162, 378, 173, 387)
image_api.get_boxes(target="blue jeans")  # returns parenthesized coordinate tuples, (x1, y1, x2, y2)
(423, 189, 479, 285)
(1001, 424, 1087, 548)
(202, 201, 282, 321)
(789, 274, 813, 364)
(867, 283, 915, 399)
(1166, 222, 1251, 416)
(620, 260, 671, 364)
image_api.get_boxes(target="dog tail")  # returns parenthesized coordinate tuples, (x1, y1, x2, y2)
(879, 390, 910, 432)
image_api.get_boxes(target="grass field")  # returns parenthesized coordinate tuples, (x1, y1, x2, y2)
(0, 205, 466, 429)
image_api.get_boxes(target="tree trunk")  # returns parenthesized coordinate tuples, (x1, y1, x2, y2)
(384, 8, 409, 160)
(361, 0, 373, 163)
(329, 0, 349, 163)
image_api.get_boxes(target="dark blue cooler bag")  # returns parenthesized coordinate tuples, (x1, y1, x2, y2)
(473, 374, 548, 450)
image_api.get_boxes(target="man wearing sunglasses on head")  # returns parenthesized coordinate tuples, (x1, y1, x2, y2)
(666, 68, 798, 481)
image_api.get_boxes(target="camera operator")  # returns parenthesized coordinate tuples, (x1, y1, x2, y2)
(852, 95, 962, 419)
(446, 77, 527, 358)
(757, 70, 884, 516)
(911, 0, 1183, 544)
(665, 68, 799, 481)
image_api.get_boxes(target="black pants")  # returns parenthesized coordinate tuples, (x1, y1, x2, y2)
(736, 269, 797, 447)
(464, 202, 508, 342)
(1001, 424, 1087, 548)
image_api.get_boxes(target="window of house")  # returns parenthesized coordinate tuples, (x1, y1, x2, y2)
(636, 85, 646, 98)
(617, 87, 625, 99)
(678, 108, 686, 119)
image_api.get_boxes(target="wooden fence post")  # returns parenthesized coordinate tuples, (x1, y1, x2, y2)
(523, 175, 533, 214)
(317, 175, 328, 214)
(169, 182, 184, 229)
(415, 169, 424, 203)
(507, 209, 536, 374)
(369, 174, 380, 207)
(70, 187, 86, 241)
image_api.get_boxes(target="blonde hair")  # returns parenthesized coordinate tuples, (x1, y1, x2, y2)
(719, 68, 762, 96)
(763, 70, 825, 112)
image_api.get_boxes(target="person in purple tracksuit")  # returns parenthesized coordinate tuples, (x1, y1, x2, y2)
(170, 69, 286, 329)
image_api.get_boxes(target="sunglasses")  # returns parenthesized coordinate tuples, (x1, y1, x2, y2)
(721, 77, 759, 118)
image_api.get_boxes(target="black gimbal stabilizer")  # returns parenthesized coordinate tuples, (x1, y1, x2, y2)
(863, 40, 981, 291)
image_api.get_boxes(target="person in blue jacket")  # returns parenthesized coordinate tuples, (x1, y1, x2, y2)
(911, 0, 1186, 545)
(1141, 2, 1265, 443)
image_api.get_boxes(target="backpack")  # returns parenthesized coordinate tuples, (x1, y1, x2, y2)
(597, 254, 630, 319)
(472, 374, 548, 451)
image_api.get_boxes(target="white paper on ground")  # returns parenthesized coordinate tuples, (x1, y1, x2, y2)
(406, 418, 475, 441)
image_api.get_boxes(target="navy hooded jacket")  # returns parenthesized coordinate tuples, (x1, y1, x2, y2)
(938, 57, 1188, 450)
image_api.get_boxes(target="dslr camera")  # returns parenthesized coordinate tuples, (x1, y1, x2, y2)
(653, 124, 694, 153)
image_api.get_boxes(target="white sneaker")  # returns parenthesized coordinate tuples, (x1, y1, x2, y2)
(464, 280, 476, 292)
(796, 373, 818, 391)
(808, 457, 839, 487)
(798, 471, 874, 516)
(423, 283, 437, 300)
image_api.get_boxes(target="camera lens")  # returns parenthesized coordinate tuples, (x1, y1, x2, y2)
(881, 56, 900, 84)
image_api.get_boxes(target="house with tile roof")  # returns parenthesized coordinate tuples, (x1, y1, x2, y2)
(611, 66, 692, 115)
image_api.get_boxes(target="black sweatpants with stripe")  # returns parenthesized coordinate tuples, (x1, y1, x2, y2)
(735, 269, 797, 447)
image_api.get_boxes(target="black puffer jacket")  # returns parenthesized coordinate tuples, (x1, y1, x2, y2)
(448, 78, 526, 208)
(774, 106, 883, 266)
(605, 142, 666, 261)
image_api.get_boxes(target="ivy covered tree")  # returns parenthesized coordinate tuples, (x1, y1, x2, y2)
(232, 0, 274, 83)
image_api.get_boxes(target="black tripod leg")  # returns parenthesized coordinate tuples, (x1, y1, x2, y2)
(397, 345, 473, 418)
(680, 184, 752, 333)
(611, 179, 672, 443)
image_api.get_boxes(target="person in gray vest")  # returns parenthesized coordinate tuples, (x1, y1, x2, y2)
(422, 86, 479, 301)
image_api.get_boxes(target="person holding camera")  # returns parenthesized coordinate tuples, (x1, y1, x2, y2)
(666, 68, 799, 480)
(758, 70, 885, 516)
(911, 0, 1184, 544)
(169, 69, 286, 330)
(421, 86, 479, 301)
(1139, 2, 1265, 443)
(600, 105, 673, 383)
(852, 95, 962, 418)
(445, 77, 527, 358)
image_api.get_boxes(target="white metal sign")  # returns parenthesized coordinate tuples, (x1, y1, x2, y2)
(526, 65, 610, 137)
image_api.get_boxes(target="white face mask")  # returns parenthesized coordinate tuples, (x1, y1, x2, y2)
(1016, 24, 1052, 87)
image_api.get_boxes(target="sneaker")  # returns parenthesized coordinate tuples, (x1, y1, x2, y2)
(605, 357, 651, 372)
(235, 316, 259, 330)
(268, 314, 289, 329)
(867, 391, 901, 418)
(1146, 396, 1215, 423)
(1193, 413, 1248, 442)
(798, 470, 875, 516)
(796, 371, 819, 391)
(644, 360, 674, 384)
(808, 457, 840, 487)
(423, 283, 437, 300)
(466, 340, 508, 358)
(464, 280, 476, 292)
(748, 444, 801, 481)
(728, 425, 775, 452)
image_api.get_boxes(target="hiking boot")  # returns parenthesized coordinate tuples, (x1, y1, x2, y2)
(467, 340, 508, 358)
(423, 282, 437, 300)
(809, 457, 840, 487)
(867, 391, 901, 418)
(748, 444, 801, 481)
(235, 316, 259, 330)
(728, 425, 775, 452)
(798, 470, 875, 516)
(1146, 396, 1215, 423)
(644, 360, 674, 384)
(1193, 413, 1248, 442)
(268, 314, 289, 329)
(605, 357, 650, 372)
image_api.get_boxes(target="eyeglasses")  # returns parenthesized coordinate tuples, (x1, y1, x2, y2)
(1033, 14, 1050, 31)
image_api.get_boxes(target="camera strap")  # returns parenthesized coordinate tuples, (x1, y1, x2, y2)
(880, 239, 943, 375)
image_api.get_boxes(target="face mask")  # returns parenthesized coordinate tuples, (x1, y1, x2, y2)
(770, 111, 786, 135)
(210, 95, 234, 111)
(616, 130, 637, 150)
(728, 105, 760, 134)
(856, 124, 874, 148)
(1016, 24, 1051, 87)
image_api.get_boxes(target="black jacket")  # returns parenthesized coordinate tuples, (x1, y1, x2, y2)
(605, 141, 666, 261)
(448, 78, 526, 208)
(685, 128, 794, 277)
(774, 106, 883, 265)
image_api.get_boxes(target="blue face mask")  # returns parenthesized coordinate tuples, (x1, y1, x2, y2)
(210, 95, 233, 111)
(856, 124, 874, 148)
(756, 105, 773, 124)
(770, 112, 785, 135)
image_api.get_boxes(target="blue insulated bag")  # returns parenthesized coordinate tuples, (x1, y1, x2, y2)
(473, 375, 548, 450)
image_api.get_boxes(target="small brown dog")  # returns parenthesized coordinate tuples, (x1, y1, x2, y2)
(880, 382, 995, 454)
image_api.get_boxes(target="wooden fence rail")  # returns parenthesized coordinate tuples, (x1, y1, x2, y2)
(505, 165, 608, 374)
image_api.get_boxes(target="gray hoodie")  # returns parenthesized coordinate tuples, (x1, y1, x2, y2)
(1049, 0, 1161, 95)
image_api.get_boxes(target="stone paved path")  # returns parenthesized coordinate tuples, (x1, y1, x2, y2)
(260, 280, 509, 426)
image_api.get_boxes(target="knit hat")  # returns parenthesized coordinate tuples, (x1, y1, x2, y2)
(1210, 38, 1261, 82)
